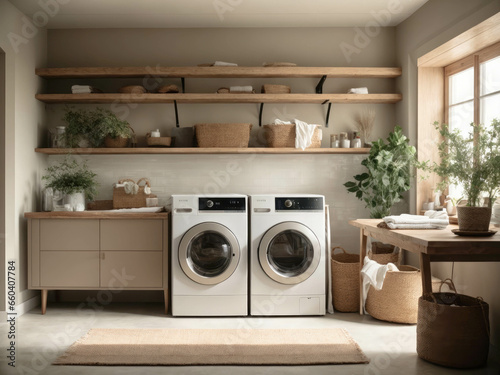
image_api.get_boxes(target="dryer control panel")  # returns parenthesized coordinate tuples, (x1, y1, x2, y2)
(275, 197, 324, 211)
(199, 197, 246, 211)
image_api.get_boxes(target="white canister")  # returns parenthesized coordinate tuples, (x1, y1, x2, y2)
(352, 137, 362, 148)
(341, 139, 351, 148)
(150, 129, 161, 137)
(330, 134, 339, 148)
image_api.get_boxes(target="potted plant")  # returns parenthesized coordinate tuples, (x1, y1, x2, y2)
(429, 119, 500, 231)
(63, 107, 132, 148)
(344, 126, 422, 218)
(42, 156, 99, 211)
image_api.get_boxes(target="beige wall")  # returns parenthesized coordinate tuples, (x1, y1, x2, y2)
(0, 49, 5, 312)
(396, 0, 500, 346)
(0, 1, 47, 311)
(44, 27, 401, 255)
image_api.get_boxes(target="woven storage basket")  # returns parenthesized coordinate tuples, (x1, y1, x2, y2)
(261, 84, 291, 94)
(368, 242, 401, 265)
(113, 178, 155, 209)
(263, 124, 322, 148)
(104, 136, 129, 148)
(417, 279, 490, 368)
(118, 85, 146, 94)
(195, 123, 252, 148)
(331, 247, 360, 312)
(146, 134, 174, 147)
(365, 265, 421, 324)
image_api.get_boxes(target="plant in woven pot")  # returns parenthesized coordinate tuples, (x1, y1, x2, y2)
(42, 156, 99, 211)
(63, 107, 131, 148)
(429, 119, 500, 231)
(344, 126, 423, 219)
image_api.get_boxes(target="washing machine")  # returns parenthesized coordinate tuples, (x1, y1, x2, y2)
(250, 194, 326, 316)
(171, 194, 248, 316)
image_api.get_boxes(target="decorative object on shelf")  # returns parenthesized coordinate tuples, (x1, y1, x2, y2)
(330, 134, 339, 148)
(118, 85, 146, 94)
(427, 119, 500, 232)
(63, 106, 132, 148)
(104, 125, 134, 148)
(348, 87, 368, 94)
(195, 123, 252, 148)
(354, 108, 375, 147)
(42, 156, 99, 211)
(157, 84, 179, 93)
(263, 120, 321, 149)
(339, 132, 350, 148)
(49, 126, 66, 148)
(146, 133, 174, 147)
(433, 189, 442, 208)
(444, 195, 462, 216)
(344, 126, 424, 218)
(261, 84, 291, 94)
(352, 136, 362, 148)
(150, 129, 161, 137)
(71, 85, 102, 94)
(112, 178, 156, 209)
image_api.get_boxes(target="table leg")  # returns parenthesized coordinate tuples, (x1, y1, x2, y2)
(359, 230, 367, 315)
(41, 289, 47, 315)
(419, 253, 433, 296)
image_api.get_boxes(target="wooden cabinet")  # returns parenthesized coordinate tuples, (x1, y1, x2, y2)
(26, 214, 169, 314)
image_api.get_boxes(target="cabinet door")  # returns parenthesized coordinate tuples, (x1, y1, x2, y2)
(100, 251, 163, 288)
(100, 220, 163, 251)
(40, 251, 99, 287)
(40, 219, 99, 250)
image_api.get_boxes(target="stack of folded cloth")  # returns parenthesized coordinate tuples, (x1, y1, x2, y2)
(347, 87, 369, 94)
(382, 210, 449, 229)
(71, 85, 102, 94)
(217, 86, 254, 94)
(199, 61, 238, 67)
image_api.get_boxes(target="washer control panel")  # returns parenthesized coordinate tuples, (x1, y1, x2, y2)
(199, 197, 246, 211)
(275, 197, 324, 211)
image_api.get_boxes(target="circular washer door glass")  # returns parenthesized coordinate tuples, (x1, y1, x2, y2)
(267, 229, 313, 277)
(188, 231, 232, 277)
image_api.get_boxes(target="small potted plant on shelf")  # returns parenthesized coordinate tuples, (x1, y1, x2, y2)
(63, 107, 132, 148)
(428, 119, 500, 232)
(42, 156, 99, 211)
(344, 126, 423, 218)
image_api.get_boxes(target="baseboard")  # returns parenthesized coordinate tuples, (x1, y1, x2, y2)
(15, 295, 41, 316)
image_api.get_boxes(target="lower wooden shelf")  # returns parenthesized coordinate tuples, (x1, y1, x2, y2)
(35, 147, 371, 155)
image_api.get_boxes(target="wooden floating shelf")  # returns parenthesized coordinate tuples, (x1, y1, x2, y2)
(36, 66, 402, 79)
(35, 93, 402, 104)
(35, 147, 371, 155)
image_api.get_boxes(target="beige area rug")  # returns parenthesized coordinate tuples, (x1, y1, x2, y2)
(54, 328, 369, 366)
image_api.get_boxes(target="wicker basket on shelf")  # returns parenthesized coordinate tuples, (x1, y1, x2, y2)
(112, 178, 156, 209)
(263, 124, 321, 148)
(261, 84, 291, 94)
(195, 123, 252, 148)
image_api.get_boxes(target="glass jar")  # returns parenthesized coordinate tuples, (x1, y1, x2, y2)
(330, 134, 339, 148)
(50, 126, 66, 148)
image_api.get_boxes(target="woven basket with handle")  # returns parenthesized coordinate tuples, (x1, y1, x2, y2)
(195, 123, 252, 148)
(112, 178, 155, 209)
(263, 124, 321, 148)
(331, 246, 360, 312)
(368, 241, 401, 265)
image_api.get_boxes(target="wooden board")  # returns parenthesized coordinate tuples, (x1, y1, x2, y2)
(36, 66, 402, 79)
(24, 211, 169, 219)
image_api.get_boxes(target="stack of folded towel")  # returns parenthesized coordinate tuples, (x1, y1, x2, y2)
(383, 210, 449, 229)
(71, 85, 102, 94)
(214, 61, 238, 66)
(217, 86, 254, 94)
(347, 87, 369, 94)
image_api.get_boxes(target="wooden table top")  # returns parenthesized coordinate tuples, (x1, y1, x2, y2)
(349, 219, 500, 256)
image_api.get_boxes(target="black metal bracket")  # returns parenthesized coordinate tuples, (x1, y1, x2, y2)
(174, 100, 179, 127)
(259, 103, 264, 126)
(181, 77, 185, 93)
(316, 75, 327, 94)
(322, 100, 332, 128)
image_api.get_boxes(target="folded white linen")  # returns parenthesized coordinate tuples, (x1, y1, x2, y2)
(214, 61, 238, 66)
(229, 85, 253, 93)
(273, 119, 293, 125)
(383, 211, 449, 229)
(71, 85, 100, 94)
(295, 119, 318, 150)
(348, 87, 369, 94)
(360, 256, 398, 313)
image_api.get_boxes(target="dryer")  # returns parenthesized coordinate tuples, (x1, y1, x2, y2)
(250, 194, 326, 316)
(171, 194, 247, 316)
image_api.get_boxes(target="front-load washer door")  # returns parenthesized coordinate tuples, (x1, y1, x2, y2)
(259, 222, 321, 285)
(179, 222, 240, 285)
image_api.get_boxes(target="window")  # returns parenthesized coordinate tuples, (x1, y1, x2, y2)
(444, 42, 500, 197)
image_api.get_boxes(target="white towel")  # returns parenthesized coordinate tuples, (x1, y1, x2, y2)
(348, 87, 369, 94)
(214, 61, 238, 66)
(295, 119, 318, 150)
(383, 211, 449, 229)
(71, 85, 100, 94)
(229, 86, 253, 93)
(360, 256, 398, 313)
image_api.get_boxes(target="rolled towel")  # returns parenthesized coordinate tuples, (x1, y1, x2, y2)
(229, 86, 254, 93)
(348, 87, 369, 94)
(383, 212, 449, 229)
(214, 61, 238, 66)
(361, 256, 398, 313)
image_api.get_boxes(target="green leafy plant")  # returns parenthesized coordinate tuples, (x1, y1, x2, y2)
(63, 107, 131, 147)
(344, 126, 422, 218)
(430, 119, 500, 208)
(42, 156, 99, 201)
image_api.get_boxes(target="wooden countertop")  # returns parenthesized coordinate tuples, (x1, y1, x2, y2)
(25, 210, 169, 219)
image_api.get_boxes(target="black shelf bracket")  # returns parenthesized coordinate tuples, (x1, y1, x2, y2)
(174, 100, 179, 127)
(181, 77, 185, 93)
(259, 103, 264, 126)
(322, 100, 332, 128)
(316, 75, 327, 94)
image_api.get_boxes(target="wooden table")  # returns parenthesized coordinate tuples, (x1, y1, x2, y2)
(349, 219, 500, 314)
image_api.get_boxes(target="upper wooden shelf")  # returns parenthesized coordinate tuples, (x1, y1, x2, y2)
(36, 66, 402, 79)
(35, 93, 402, 104)
(35, 147, 371, 155)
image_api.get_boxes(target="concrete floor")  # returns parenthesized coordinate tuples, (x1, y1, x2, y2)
(1, 302, 499, 375)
